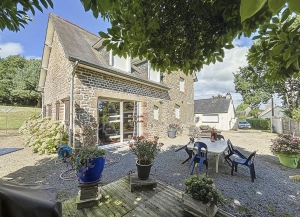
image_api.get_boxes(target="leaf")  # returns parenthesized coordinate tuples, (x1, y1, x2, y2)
(99, 31, 110, 39)
(293, 59, 300, 70)
(288, 0, 300, 13)
(224, 44, 234, 49)
(271, 17, 280, 23)
(216, 56, 223, 62)
(289, 31, 298, 40)
(280, 8, 291, 22)
(40, 0, 49, 9)
(268, 0, 286, 14)
(279, 32, 287, 41)
(240, 0, 267, 22)
(102, 39, 110, 47)
(285, 52, 300, 68)
(283, 45, 295, 61)
(252, 35, 261, 40)
(271, 44, 284, 55)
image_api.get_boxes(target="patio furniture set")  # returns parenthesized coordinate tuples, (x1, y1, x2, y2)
(176, 134, 257, 182)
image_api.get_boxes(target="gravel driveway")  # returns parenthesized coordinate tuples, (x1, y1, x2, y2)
(0, 130, 299, 217)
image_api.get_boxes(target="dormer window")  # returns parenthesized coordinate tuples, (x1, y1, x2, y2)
(109, 51, 131, 72)
(148, 62, 161, 82)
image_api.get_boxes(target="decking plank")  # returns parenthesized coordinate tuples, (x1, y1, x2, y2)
(62, 176, 235, 217)
(109, 179, 161, 217)
(103, 183, 136, 212)
(99, 193, 123, 217)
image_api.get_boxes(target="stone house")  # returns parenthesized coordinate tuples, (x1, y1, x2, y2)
(38, 14, 197, 148)
(194, 93, 237, 131)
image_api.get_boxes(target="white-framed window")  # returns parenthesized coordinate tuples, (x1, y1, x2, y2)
(180, 77, 184, 92)
(148, 62, 161, 82)
(154, 106, 159, 120)
(202, 114, 219, 123)
(109, 51, 131, 72)
(175, 105, 180, 119)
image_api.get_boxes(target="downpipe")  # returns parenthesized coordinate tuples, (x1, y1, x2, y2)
(69, 61, 79, 148)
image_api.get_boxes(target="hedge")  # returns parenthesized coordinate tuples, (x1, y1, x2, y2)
(246, 118, 270, 130)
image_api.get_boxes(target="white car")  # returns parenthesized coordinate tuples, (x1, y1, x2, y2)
(238, 121, 251, 129)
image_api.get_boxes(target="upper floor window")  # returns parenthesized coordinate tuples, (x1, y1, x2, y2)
(154, 106, 159, 120)
(148, 62, 161, 82)
(109, 51, 131, 72)
(175, 105, 180, 119)
(180, 77, 184, 92)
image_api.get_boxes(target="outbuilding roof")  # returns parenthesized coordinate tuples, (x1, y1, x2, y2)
(194, 97, 231, 114)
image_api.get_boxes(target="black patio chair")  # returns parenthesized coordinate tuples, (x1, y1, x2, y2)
(224, 139, 247, 167)
(188, 142, 208, 176)
(175, 137, 194, 164)
(231, 150, 257, 183)
(217, 134, 225, 140)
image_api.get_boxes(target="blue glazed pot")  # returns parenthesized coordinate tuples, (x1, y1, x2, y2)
(78, 156, 105, 183)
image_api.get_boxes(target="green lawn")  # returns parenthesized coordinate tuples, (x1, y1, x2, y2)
(0, 106, 40, 130)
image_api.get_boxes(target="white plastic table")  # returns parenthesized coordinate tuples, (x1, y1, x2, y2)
(187, 138, 228, 173)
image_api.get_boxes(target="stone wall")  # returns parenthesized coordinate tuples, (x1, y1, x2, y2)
(43, 31, 73, 120)
(72, 67, 194, 146)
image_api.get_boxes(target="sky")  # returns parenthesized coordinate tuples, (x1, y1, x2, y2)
(0, 0, 279, 109)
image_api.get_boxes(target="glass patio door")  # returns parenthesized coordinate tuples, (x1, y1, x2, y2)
(98, 100, 140, 145)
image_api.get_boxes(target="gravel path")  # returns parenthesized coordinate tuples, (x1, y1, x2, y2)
(0, 130, 299, 217)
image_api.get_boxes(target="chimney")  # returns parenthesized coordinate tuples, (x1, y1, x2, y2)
(225, 93, 231, 100)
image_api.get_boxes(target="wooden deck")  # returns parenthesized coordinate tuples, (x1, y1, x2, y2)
(62, 176, 234, 217)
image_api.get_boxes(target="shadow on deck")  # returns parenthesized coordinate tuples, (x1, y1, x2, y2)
(63, 176, 234, 217)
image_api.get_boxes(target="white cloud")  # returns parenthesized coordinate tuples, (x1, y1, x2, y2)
(194, 40, 250, 108)
(0, 42, 24, 57)
(25, 56, 41, 60)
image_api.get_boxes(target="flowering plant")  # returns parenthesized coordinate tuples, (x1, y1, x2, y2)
(129, 136, 164, 165)
(211, 127, 217, 134)
(270, 134, 300, 155)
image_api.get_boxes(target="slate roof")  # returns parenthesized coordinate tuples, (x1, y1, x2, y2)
(194, 97, 231, 114)
(49, 14, 167, 88)
(258, 105, 284, 117)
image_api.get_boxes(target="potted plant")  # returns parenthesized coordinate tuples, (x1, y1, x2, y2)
(129, 136, 164, 180)
(72, 145, 106, 183)
(182, 175, 225, 217)
(168, 124, 180, 138)
(210, 127, 217, 141)
(270, 134, 300, 168)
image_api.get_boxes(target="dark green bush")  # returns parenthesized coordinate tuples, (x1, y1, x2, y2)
(246, 118, 270, 130)
(185, 175, 225, 206)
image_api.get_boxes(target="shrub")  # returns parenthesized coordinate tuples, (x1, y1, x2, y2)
(185, 175, 225, 206)
(19, 117, 68, 154)
(246, 118, 270, 130)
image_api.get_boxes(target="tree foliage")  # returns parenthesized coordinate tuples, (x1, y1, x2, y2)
(233, 65, 273, 109)
(91, 0, 274, 74)
(1, 0, 299, 77)
(0, 0, 53, 32)
(0, 55, 40, 106)
(234, 64, 300, 111)
(248, 13, 300, 81)
(212, 94, 223, 98)
(240, 0, 300, 21)
(236, 103, 249, 111)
